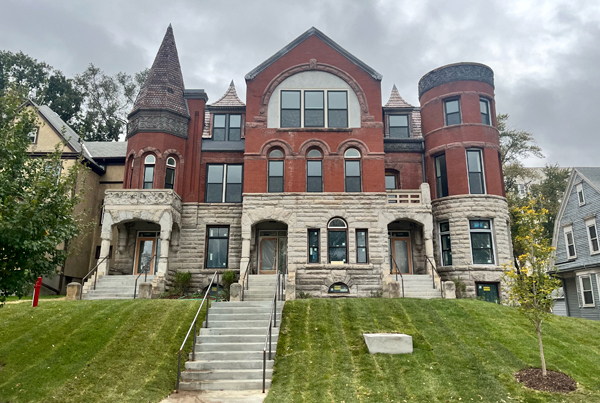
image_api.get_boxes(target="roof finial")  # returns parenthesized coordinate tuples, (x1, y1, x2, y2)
(384, 84, 412, 108)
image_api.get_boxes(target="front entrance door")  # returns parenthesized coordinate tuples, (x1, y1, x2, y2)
(477, 283, 500, 303)
(389, 232, 412, 275)
(258, 230, 287, 274)
(134, 231, 159, 275)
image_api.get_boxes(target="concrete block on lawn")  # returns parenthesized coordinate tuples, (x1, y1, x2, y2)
(443, 281, 456, 299)
(382, 276, 400, 298)
(138, 282, 153, 299)
(66, 282, 81, 300)
(363, 333, 413, 354)
(230, 283, 242, 301)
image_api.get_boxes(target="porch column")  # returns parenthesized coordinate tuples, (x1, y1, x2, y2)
(423, 213, 437, 280)
(239, 237, 251, 279)
(157, 230, 171, 276)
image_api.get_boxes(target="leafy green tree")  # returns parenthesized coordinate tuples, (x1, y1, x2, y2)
(73, 64, 149, 141)
(0, 90, 87, 305)
(529, 164, 570, 241)
(503, 199, 562, 376)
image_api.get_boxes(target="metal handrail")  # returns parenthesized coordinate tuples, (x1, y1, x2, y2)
(425, 255, 444, 298)
(176, 271, 217, 392)
(390, 254, 405, 298)
(240, 254, 254, 301)
(79, 255, 110, 299)
(262, 270, 284, 393)
(133, 254, 157, 299)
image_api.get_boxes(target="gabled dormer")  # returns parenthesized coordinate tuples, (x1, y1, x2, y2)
(382, 85, 423, 153)
(201, 81, 246, 152)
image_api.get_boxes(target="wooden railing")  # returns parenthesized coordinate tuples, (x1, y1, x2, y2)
(386, 190, 422, 204)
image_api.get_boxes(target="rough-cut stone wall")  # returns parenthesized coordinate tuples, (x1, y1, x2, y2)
(432, 195, 510, 296)
(168, 203, 243, 291)
(111, 221, 160, 275)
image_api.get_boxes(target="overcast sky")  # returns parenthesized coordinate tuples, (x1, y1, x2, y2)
(1, 0, 599, 167)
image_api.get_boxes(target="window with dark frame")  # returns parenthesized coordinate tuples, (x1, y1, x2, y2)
(469, 219, 494, 264)
(480, 98, 491, 125)
(205, 164, 243, 203)
(389, 115, 409, 138)
(587, 220, 599, 253)
(565, 227, 576, 258)
(143, 155, 155, 189)
(356, 229, 368, 264)
(213, 114, 242, 141)
(385, 173, 397, 190)
(439, 222, 452, 266)
(281, 90, 301, 128)
(165, 157, 176, 189)
(344, 148, 361, 192)
(280, 89, 348, 128)
(328, 282, 349, 294)
(579, 276, 594, 305)
(444, 99, 461, 125)
(328, 218, 347, 264)
(328, 91, 348, 128)
(466, 149, 485, 194)
(306, 149, 323, 192)
(308, 229, 320, 263)
(435, 154, 448, 198)
(304, 91, 324, 127)
(268, 149, 284, 193)
(206, 226, 229, 268)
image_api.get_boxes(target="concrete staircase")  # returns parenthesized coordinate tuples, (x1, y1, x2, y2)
(179, 274, 284, 391)
(399, 274, 442, 299)
(82, 275, 154, 300)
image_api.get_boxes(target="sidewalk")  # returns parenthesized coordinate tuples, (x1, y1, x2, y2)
(160, 390, 266, 403)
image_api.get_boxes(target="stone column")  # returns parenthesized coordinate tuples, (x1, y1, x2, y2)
(157, 231, 171, 276)
(239, 237, 251, 281)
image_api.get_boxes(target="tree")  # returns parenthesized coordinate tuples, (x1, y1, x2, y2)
(0, 90, 87, 305)
(73, 64, 149, 141)
(529, 164, 570, 241)
(503, 199, 562, 376)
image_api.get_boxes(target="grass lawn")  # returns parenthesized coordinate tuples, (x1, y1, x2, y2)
(0, 299, 202, 403)
(5, 295, 64, 302)
(266, 298, 600, 403)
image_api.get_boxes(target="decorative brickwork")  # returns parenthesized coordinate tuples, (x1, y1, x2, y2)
(418, 62, 494, 99)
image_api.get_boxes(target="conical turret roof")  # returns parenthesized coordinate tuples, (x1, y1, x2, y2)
(130, 25, 188, 117)
(384, 84, 413, 108)
(210, 80, 245, 107)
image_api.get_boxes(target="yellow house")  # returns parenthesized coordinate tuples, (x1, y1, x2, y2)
(25, 101, 126, 294)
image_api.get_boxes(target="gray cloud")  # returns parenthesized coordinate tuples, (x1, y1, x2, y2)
(1, 0, 598, 166)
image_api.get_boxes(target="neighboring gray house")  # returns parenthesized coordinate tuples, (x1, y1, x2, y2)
(552, 167, 600, 320)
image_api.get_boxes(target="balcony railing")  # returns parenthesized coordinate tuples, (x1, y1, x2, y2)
(386, 190, 422, 204)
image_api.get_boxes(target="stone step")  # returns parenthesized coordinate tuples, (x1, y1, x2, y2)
(206, 313, 282, 322)
(208, 306, 278, 314)
(178, 379, 270, 391)
(185, 360, 273, 371)
(211, 301, 273, 308)
(202, 320, 274, 328)
(181, 368, 272, 381)
(198, 334, 279, 344)
(196, 342, 268, 352)
(85, 296, 134, 300)
(199, 327, 280, 336)
(191, 351, 275, 361)
(87, 291, 136, 297)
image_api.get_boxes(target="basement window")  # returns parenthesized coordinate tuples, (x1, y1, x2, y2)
(328, 282, 349, 294)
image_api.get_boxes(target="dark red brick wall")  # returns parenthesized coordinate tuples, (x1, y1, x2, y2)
(198, 152, 245, 202)
(384, 153, 423, 190)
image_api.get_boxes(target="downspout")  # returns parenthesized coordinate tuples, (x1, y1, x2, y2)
(421, 140, 426, 183)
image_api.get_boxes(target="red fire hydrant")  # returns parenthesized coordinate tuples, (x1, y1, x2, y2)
(32, 277, 42, 307)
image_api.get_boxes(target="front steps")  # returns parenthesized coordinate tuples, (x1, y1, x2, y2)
(179, 274, 284, 391)
(396, 274, 442, 299)
(82, 274, 154, 300)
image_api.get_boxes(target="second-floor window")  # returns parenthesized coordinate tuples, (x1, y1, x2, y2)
(444, 99, 461, 125)
(467, 149, 485, 194)
(280, 90, 348, 128)
(206, 164, 243, 203)
(389, 115, 409, 138)
(213, 114, 242, 141)
(165, 157, 176, 189)
(586, 218, 599, 254)
(344, 148, 361, 192)
(480, 98, 491, 125)
(306, 149, 323, 192)
(435, 154, 448, 197)
(143, 155, 155, 189)
(268, 149, 284, 193)
(564, 226, 576, 259)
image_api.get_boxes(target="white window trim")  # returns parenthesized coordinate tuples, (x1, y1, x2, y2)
(563, 225, 577, 259)
(279, 88, 348, 129)
(468, 219, 496, 265)
(28, 127, 39, 143)
(444, 98, 461, 126)
(578, 275, 595, 307)
(438, 221, 452, 267)
(576, 183, 585, 206)
(465, 149, 486, 195)
(585, 217, 600, 255)
(479, 98, 491, 125)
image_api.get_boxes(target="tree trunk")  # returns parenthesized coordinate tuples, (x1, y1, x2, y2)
(537, 323, 547, 376)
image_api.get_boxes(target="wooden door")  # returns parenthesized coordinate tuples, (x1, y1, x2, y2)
(259, 238, 277, 274)
(391, 237, 412, 275)
(135, 237, 157, 275)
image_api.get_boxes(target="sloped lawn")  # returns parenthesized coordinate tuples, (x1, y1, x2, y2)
(0, 299, 202, 403)
(267, 298, 600, 403)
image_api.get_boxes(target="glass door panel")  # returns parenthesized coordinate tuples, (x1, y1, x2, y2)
(260, 238, 277, 273)
(391, 238, 412, 274)
(135, 238, 156, 275)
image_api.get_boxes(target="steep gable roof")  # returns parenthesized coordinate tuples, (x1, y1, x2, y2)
(37, 105, 85, 155)
(209, 80, 245, 107)
(575, 167, 600, 193)
(129, 24, 188, 117)
(245, 27, 382, 81)
(384, 85, 413, 108)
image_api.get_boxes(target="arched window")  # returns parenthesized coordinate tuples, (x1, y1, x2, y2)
(165, 157, 176, 189)
(268, 149, 284, 193)
(143, 155, 155, 189)
(328, 217, 347, 264)
(344, 148, 361, 192)
(306, 148, 323, 192)
(128, 157, 134, 189)
(328, 282, 349, 294)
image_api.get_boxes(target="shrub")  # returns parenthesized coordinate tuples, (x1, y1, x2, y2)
(298, 292, 312, 299)
(452, 277, 467, 299)
(171, 271, 192, 296)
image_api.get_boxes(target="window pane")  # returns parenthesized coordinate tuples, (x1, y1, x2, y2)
(281, 110, 301, 127)
(329, 219, 346, 228)
(308, 230, 319, 263)
(441, 234, 451, 249)
(389, 127, 409, 138)
(443, 250, 453, 266)
(225, 183, 242, 203)
(344, 148, 360, 158)
(305, 110, 324, 127)
(472, 233, 491, 249)
(219, 227, 229, 237)
(357, 248, 367, 263)
(214, 115, 226, 127)
(345, 160, 360, 176)
(227, 165, 242, 183)
(470, 220, 490, 229)
(307, 160, 322, 176)
(446, 113, 461, 125)
(206, 183, 223, 203)
(592, 239, 599, 252)
(445, 100, 459, 114)
(346, 177, 361, 192)
(305, 91, 324, 108)
(207, 238, 228, 268)
(481, 113, 490, 125)
(281, 91, 300, 108)
(568, 245, 576, 257)
(469, 172, 484, 194)
(143, 166, 154, 189)
(207, 165, 224, 183)
(480, 100, 488, 114)
(328, 110, 348, 128)
(307, 149, 322, 158)
(472, 248, 493, 264)
(228, 128, 241, 141)
(165, 167, 175, 189)
(268, 177, 284, 193)
(328, 91, 347, 108)
(440, 222, 450, 232)
(329, 231, 347, 247)
(385, 175, 396, 189)
(582, 276, 592, 291)
(269, 160, 284, 176)
(307, 176, 322, 192)
(566, 232, 574, 244)
(467, 150, 482, 172)
(584, 291, 594, 305)
(356, 231, 366, 247)
(389, 115, 408, 127)
(329, 247, 346, 263)
(589, 225, 597, 239)
(269, 149, 284, 158)
(229, 114, 242, 128)
(213, 128, 226, 141)
(309, 230, 319, 246)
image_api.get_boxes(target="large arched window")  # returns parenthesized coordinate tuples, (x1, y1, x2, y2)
(143, 155, 155, 189)
(165, 157, 176, 189)
(344, 148, 361, 192)
(268, 148, 284, 193)
(328, 217, 348, 264)
(306, 148, 323, 192)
